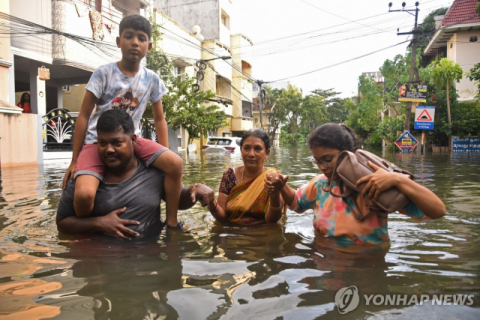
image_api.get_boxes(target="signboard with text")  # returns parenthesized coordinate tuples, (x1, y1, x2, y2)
(452, 136, 480, 152)
(414, 106, 435, 130)
(398, 84, 427, 102)
(395, 131, 418, 152)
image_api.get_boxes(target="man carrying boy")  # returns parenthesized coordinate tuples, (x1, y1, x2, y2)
(57, 110, 214, 239)
(62, 15, 184, 229)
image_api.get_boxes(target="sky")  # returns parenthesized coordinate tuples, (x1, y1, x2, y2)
(230, 0, 454, 98)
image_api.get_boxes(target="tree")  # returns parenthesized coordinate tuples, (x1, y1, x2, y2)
(429, 58, 463, 127)
(416, 7, 449, 65)
(326, 98, 349, 123)
(162, 75, 228, 153)
(146, 20, 227, 152)
(311, 88, 342, 107)
(345, 75, 384, 143)
(310, 88, 346, 124)
(263, 86, 284, 142)
(274, 85, 303, 145)
(300, 93, 328, 133)
(468, 62, 480, 98)
(375, 115, 406, 150)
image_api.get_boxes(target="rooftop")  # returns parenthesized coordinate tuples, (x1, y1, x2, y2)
(442, 0, 480, 26)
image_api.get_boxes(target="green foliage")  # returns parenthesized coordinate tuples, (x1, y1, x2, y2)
(429, 58, 463, 127)
(416, 7, 449, 61)
(275, 84, 303, 137)
(345, 75, 383, 140)
(375, 115, 406, 150)
(279, 127, 306, 146)
(311, 88, 342, 106)
(145, 19, 226, 147)
(146, 19, 173, 79)
(162, 75, 228, 147)
(327, 98, 349, 123)
(270, 85, 334, 145)
(451, 101, 480, 137)
(430, 58, 463, 89)
(300, 93, 328, 133)
(468, 62, 480, 98)
(263, 86, 284, 142)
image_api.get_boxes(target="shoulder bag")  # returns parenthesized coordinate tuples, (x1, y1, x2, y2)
(324, 149, 414, 220)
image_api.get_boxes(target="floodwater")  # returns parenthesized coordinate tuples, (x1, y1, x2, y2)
(0, 146, 479, 319)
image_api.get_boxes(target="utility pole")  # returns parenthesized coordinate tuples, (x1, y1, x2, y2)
(256, 80, 265, 130)
(389, 2, 422, 131)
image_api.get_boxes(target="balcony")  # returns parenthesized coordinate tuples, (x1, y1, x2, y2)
(208, 96, 233, 118)
(241, 78, 253, 101)
(220, 23, 231, 47)
(231, 116, 253, 132)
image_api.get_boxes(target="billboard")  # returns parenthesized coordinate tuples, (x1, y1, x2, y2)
(398, 84, 427, 102)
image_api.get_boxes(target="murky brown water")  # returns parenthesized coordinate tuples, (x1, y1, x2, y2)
(0, 147, 479, 319)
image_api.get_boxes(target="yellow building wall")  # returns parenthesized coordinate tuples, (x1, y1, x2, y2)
(62, 85, 85, 112)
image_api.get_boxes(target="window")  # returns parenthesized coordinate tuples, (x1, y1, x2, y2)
(221, 10, 230, 30)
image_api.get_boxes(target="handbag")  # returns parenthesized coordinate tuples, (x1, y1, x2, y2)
(38, 66, 50, 80)
(324, 149, 414, 220)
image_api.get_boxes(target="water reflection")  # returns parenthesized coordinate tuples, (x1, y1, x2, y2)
(0, 148, 479, 319)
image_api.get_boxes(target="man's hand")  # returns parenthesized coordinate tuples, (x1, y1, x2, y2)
(190, 182, 215, 207)
(62, 161, 76, 190)
(97, 207, 140, 240)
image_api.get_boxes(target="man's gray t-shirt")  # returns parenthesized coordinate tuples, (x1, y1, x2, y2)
(57, 160, 165, 237)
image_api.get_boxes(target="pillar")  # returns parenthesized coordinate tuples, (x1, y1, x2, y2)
(56, 85, 64, 109)
(30, 61, 47, 164)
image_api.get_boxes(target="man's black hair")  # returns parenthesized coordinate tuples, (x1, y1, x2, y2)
(119, 14, 152, 40)
(97, 109, 134, 135)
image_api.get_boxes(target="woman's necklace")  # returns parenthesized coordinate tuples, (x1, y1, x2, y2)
(241, 167, 264, 182)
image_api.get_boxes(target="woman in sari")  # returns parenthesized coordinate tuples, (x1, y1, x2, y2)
(208, 129, 285, 224)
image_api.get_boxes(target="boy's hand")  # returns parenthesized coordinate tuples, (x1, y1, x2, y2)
(63, 162, 76, 190)
(97, 207, 140, 240)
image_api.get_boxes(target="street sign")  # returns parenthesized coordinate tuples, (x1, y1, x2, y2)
(395, 131, 418, 152)
(414, 106, 435, 130)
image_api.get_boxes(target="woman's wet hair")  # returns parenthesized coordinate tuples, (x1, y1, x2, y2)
(307, 123, 359, 152)
(240, 129, 271, 151)
(97, 109, 134, 135)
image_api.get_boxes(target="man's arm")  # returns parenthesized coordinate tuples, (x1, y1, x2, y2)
(62, 90, 98, 189)
(56, 208, 141, 240)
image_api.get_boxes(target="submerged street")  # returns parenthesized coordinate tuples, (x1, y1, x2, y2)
(0, 146, 479, 319)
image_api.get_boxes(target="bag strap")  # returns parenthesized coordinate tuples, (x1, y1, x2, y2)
(342, 195, 365, 220)
(323, 151, 347, 195)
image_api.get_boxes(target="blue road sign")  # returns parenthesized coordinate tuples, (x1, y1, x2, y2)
(395, 131, 418, 152)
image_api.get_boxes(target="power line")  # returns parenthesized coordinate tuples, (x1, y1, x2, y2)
(267, 40, 410, 83)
